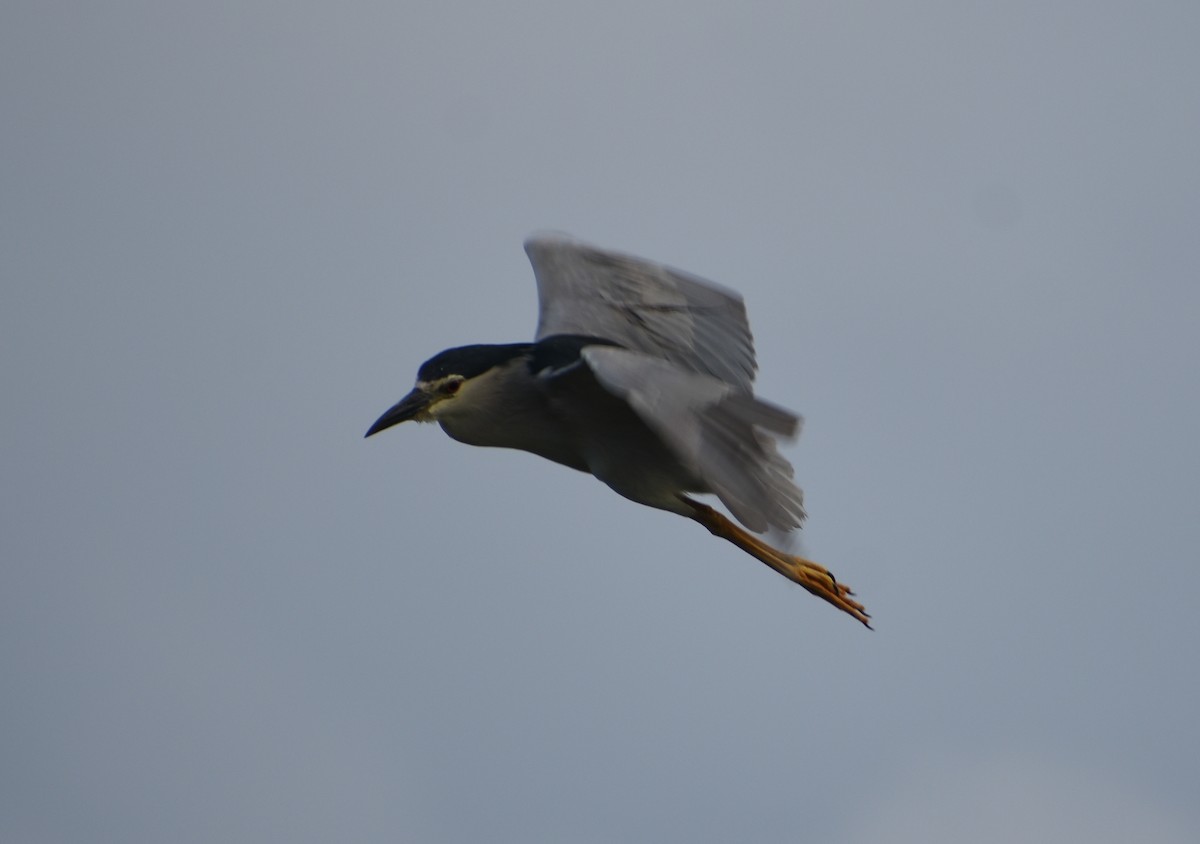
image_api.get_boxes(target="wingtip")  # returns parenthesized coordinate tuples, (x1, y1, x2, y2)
(523, 230, 580, 255)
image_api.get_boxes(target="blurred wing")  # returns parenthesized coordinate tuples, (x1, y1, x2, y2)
(581, 346, 805, 533)
(524, 233, 758, 390)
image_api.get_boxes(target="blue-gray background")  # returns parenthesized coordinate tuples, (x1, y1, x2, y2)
(4, 3, 1198, 842)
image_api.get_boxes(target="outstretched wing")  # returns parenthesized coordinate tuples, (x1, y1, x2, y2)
(580, 345, 805, 533)
(524, 233, 757, 390)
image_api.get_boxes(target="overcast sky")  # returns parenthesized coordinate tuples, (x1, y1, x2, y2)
(3, 2, 1199, 842)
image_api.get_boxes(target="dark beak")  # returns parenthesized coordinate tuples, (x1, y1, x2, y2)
(364, 387, 432, 438)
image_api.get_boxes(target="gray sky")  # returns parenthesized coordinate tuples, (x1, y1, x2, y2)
(3, 2, 1198, 842)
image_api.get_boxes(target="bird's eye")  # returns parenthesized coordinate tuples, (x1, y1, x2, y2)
(443, 379, 462, 395)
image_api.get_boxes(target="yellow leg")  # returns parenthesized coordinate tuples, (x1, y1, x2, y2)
(684, 499, 871, 628)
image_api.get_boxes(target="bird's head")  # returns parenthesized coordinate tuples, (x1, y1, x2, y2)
(364, 343, 533, 438)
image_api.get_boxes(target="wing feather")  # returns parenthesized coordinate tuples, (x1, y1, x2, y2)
(525, 233, 757, 390)
(581, 346, 805, 533)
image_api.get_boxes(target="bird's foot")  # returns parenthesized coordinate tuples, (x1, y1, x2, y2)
(773, 554, 872, 628)
(683, 498, 871, 628)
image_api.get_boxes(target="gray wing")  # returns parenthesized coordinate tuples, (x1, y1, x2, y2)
(524, 233, 757, 390)
(581, 346, 805, 533)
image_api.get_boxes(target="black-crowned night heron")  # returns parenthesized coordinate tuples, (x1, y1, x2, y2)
(366, 234, 869, 626)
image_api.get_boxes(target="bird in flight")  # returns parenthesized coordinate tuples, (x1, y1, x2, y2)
(366, 234, 869, 626)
